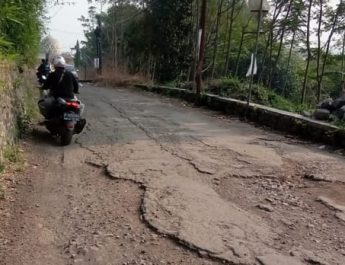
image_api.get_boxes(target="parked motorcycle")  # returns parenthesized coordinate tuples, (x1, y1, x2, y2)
(38, 96, 86, 146)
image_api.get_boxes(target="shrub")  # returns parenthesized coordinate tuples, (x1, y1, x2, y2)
(204, 77, 304, 113)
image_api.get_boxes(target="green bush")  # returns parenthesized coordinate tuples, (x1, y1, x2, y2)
(206, 77, 305, 113)
(267, 92, 298, 112)
(4, 145, 21, 163)
(0, 1, 44, 63)
(219, 77, 242, 91)
(218, 77, 247, 100)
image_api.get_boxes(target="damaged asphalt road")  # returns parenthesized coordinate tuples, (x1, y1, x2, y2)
(1, 85, 345, 265)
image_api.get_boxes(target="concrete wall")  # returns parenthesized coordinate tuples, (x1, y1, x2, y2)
(135, 84, 345, 149)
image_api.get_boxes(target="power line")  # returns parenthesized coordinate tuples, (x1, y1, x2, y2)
(50, 6, 64, 18)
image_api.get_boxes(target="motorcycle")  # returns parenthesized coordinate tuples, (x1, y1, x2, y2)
(37, 73, 47, 85)
(38, 96, 86, 146)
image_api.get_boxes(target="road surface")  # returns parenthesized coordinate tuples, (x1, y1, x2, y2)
(1, 85, 345, 265)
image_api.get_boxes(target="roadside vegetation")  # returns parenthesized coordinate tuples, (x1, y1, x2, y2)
(0, 69, 39, 199)
(80, 0, 345, 113)
(0, 0, 46, 63)
(0, 0, 52, 198)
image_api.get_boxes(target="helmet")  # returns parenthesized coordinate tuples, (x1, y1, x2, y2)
(52, 56, 66, 68)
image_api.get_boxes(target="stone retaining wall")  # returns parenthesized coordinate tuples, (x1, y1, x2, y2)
(135, 84, 345, 149)
(0, 62, 19, 164)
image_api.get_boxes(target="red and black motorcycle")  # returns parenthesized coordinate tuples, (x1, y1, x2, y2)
(40, 97, 86, 146)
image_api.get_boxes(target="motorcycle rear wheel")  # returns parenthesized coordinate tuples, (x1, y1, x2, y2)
(61, 130, 73, 146)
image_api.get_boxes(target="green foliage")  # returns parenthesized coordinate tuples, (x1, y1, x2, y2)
(147, 0, 193, 82)
(4, 145, 21, 163)
(3, 143, 25, 173)
(14, 77, 40, 138)
(332, 120, 345, 129)
(81, 0, 193, 82)
(265, 91, 299, 112)
(0, 0, 45, 63)
(217, 77, 247, 100)
(207, 77, 304, 112)
(74, 41, 81, 68)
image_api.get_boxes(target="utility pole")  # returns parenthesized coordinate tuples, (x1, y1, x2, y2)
(94, 15, 103, 75)
(341, 33, 345, 96)
(195, 0, 207, 105)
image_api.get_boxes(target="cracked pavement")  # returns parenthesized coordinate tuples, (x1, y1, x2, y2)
(1, 85, 345, 265)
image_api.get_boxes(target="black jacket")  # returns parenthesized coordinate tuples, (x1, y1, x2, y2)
(42, 67, 79, 99)
(37, 63, 50, 76)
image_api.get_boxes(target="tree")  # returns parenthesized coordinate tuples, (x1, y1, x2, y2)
(147, 0, 193, 82)
(301, 0, 313, 104)
(41, 35, 61, 59)
(317, 0, 345, 101)
(210, 0, 224, 79)
(74, 40, 81, 68)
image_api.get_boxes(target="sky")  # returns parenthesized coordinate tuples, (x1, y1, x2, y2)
(46, 0, 104, 52)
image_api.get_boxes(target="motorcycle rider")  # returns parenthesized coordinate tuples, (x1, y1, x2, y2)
(36, 59, 50, 83)
(39, 56, 84, 119)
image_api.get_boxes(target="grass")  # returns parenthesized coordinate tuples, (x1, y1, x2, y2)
(4, 144, 22, 163)
(332, 120, 345, 129)
(0, 79, 5, 92)
(14, 76, 40, 138)
(96, 67, 152, 88)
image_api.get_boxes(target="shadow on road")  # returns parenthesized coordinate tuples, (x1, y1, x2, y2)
(30, 127, 60, 146)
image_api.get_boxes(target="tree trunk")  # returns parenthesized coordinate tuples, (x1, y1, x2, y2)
(316, 0, 323, 102)
(211, 0, 224, 79)
(265, 2, 283, 87)
(223, 0, 237, 76)
(269, 0, 293, 89)
(319, 2, 340, 101)
(282, 30, 296, 96)
(301, 0, 313, 104)
(190, 0, 200, 84)
(234, 27, 246, 76)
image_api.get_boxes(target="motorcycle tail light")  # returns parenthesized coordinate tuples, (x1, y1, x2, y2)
(66, 101, 80, 109)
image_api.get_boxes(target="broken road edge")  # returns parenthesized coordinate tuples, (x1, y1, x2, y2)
(133, 84, 345, 150)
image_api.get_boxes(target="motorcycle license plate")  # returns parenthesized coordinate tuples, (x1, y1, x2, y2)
(64, 112, 80, 121)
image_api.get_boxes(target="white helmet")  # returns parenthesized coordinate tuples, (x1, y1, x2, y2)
(52, 56, 66, 68)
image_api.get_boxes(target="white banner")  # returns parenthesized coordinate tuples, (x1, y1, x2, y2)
(94, 58, 99, 69)
(246, 53, 257, 77)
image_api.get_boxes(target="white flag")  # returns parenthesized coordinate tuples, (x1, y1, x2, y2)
(246, 53, 257, 77)
(94, 58, 100, 69)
